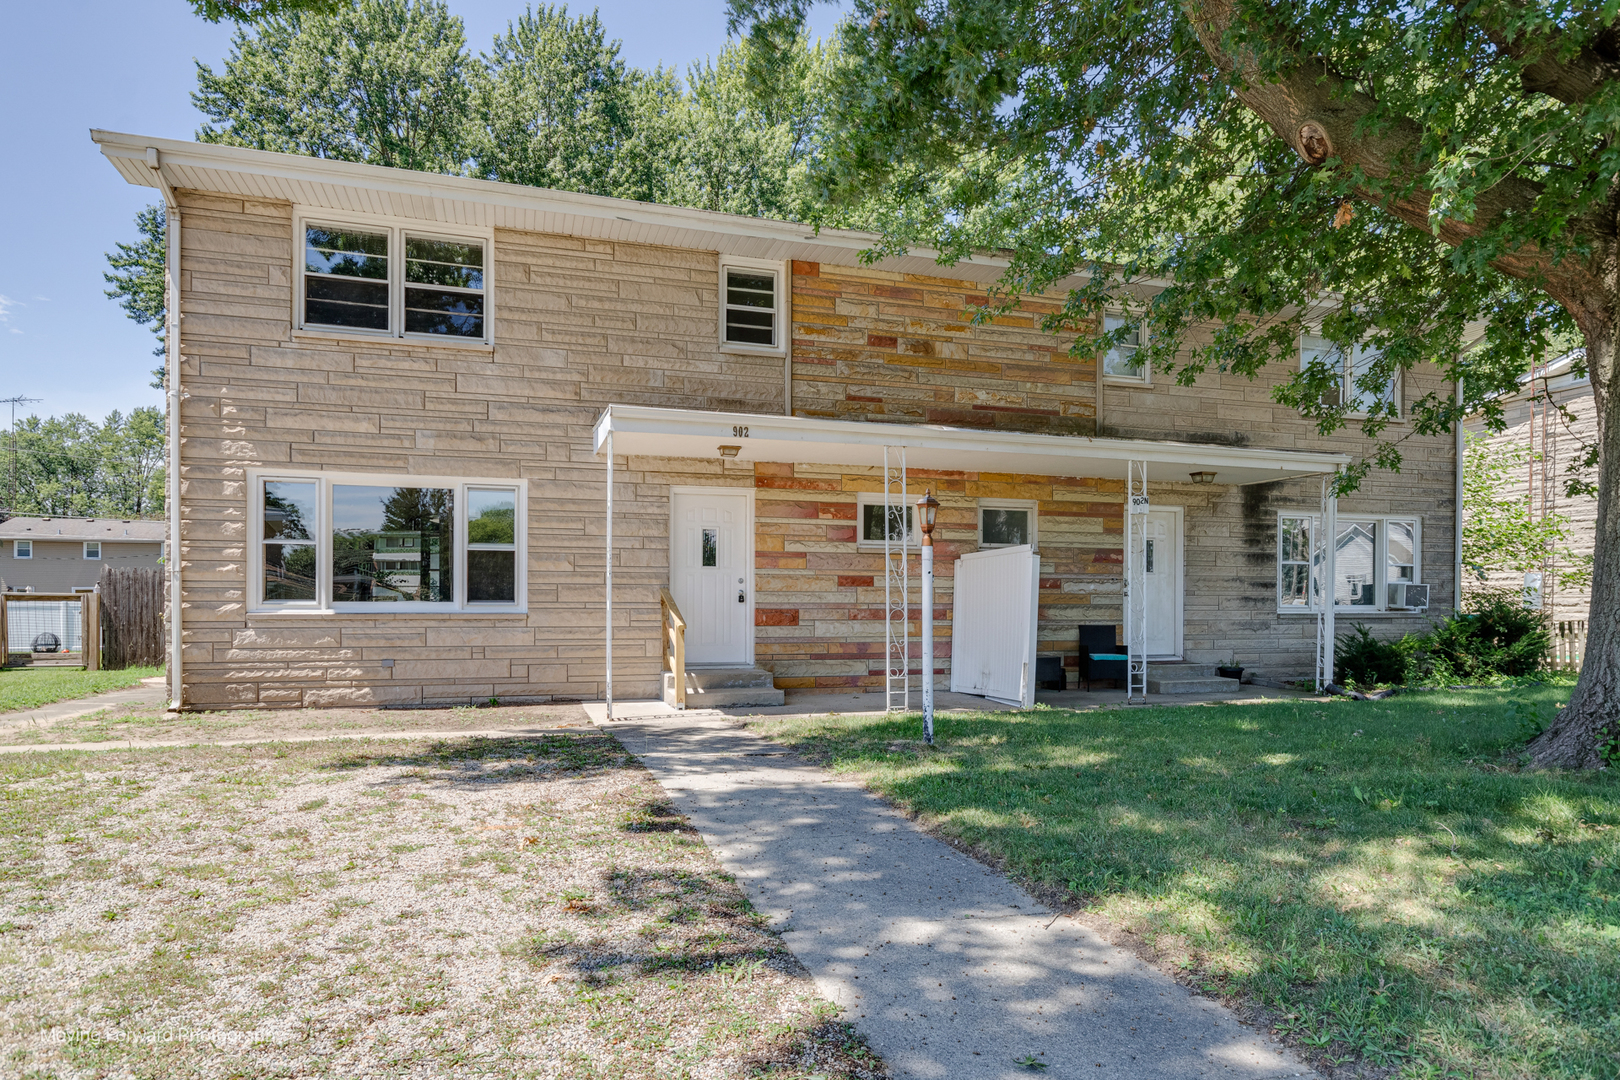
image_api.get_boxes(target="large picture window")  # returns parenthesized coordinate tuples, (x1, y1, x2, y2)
(253, 471, 523, 611)
(297, 213, 490, 344)
(1276, 513, 1423, 612)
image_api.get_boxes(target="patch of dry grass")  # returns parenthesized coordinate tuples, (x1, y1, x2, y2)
(0, 733, 884, 1079)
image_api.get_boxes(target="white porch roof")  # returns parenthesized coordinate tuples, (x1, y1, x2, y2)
(593, 405, 1349, 485)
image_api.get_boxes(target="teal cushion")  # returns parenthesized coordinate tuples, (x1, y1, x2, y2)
(1089, 653, 1129, 661)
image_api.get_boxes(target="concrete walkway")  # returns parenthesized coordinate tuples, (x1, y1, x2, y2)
(0, 678, 167, 734)
(603, 714, 1316, 1080)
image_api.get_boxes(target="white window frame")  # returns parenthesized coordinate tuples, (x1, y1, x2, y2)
(1299, 330, 1401, 418)
(977, 499, 1039, 550)
(13, 540, 30, 559)
(83, 541, 101, 560)
(855, 491, 919, 550)
(1275, 512, 1422, 614)
(718, 255, 788, 356)
(249, 468, 526, 614)
(292, 207, 495, 349)
(1101, 313, 1150, 386)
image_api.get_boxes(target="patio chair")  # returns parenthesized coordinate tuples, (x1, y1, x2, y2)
(1077, 624, 1128, 690)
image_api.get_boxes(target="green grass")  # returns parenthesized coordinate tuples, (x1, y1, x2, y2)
(0, 665, 161, 713)
(752, 686, 1620, 1079)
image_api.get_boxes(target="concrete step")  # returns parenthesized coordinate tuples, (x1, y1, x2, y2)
(662, 667, 785, 708)
(1145, 663, 1240, 694)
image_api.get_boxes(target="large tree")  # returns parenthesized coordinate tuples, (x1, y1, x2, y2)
(0, 410, 167, 519)
(730, 0, 1620, 768)
(104, 205, 169, 390)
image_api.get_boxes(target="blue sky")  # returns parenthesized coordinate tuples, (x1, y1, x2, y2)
(0, 0, 839, 428)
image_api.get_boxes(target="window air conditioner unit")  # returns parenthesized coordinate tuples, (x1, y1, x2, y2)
(1387, 583, 1429, 611)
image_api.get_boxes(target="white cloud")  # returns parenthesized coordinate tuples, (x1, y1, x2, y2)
(0, 295, 21, 335)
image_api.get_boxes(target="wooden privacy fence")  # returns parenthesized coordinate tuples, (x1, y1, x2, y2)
(99, 566, 166, 669)
(1548, 620, 1587, 672)
(2, 592, 100, 670)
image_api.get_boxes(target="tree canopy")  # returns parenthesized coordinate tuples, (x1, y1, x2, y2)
(728, 0, 1620, 766)
(103, 205, 168, 390)
(0, 409, 167, 519)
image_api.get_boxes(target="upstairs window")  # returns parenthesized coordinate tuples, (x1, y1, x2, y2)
(297, 214, 490, 345)
(1102, 315, 1148, 384)
(719, 259, 785, 353)
(83, 542, 102, 560)
(13, 540, 31, 559)
(1300, 332, 1399, 416)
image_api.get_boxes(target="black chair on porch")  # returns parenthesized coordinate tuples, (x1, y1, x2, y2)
(1077, 624, 1128, 690)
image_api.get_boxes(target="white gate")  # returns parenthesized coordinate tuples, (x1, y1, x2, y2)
(949, 545, 1039, 708)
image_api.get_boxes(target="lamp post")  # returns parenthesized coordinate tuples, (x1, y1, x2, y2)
(917, 491, 940, 744)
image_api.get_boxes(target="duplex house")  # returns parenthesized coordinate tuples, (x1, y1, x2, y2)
(0, 516, 165, 593)
(93, 131, 1462, 710)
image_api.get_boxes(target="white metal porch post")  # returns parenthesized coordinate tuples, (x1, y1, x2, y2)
(604, 429, 614, 720)
(1125, 460, 1149, 703)
(1314, 474, 1338, 690)
(883, 446, 909, 712)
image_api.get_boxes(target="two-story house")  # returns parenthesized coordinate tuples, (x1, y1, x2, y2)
(94, 131, 1461, 710)
(0, 516, 165, 593)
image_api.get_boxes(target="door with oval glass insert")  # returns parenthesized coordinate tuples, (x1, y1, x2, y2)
(670, 491, 751, 665)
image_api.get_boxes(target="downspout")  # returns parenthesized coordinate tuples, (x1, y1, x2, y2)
(1454, 376, 1464, 613)
(150, 148, 184, 710)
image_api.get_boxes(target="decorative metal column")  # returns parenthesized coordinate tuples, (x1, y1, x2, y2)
(1124, 459, 1149, 703)
(883, 445, 909, 712)
(917, 491, 940, 742)
(1314, 473, 1338, 690)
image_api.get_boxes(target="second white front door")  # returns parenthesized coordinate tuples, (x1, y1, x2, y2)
(670, 490, 751, 666)
(1142, 509, 1183, 659)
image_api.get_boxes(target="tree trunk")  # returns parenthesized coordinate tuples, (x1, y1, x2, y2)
(1528, 321, 1620, 767)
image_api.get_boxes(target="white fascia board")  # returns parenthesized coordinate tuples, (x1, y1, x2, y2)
(594, 405, 1348, 485)
(92, 129, 1047, 284)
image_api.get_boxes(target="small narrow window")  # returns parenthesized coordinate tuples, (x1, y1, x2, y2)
(1145, 539, 1156, 573)
(304, 225, 390, 332)
(1102, 315, 1147, 382)
(263, 480, 319, 603)
(405, 235, 485, 338)
(83, 542, 101, 560)
(978, 500, 1037, 548)
(1277, 517, 1313, 608)
(466, 488, 517, 603)
(14, 540, 32, 559)
(701, 528, 719, 567)
(723, 266, 778, 348)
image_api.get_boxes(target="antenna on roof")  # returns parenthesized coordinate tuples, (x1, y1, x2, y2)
(0, 395, 41, 517)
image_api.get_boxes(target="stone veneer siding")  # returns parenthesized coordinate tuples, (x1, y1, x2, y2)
(789, 261, 1096, 434)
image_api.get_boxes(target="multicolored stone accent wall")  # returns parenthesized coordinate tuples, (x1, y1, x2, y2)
(789, 262, 1097, 435)
(751, 461, 1124, 689)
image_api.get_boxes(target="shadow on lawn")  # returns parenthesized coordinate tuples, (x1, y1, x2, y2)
(316, 732, 633, 783)
(762, 692, 1620, 1077)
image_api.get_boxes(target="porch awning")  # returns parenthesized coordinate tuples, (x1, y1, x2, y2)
(593, 405, 1349, 486)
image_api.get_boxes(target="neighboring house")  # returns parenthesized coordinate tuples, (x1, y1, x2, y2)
(93, 131, 1463, 709)
(0, 516, 165, 593)
(1462, 350, 1596, 622)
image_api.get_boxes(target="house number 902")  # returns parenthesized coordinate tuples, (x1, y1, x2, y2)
(732, 425, 750, 438)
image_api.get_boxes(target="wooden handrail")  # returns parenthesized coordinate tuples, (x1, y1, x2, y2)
(659, 587, 687, 709)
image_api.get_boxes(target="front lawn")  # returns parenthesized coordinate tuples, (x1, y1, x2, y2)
(0, 733, 883, 1078)
(751, 686, 1619, 1079)
(0, 665, 161, 714)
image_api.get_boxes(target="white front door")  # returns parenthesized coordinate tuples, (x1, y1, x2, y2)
(1143, 509, 1182, 658)
(670, 490, 751, 666)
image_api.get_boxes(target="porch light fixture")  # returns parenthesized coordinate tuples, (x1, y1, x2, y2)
(917, 491, 940, 542)
(718, 445, 741, 458)
(1189, 471, 1217, 485)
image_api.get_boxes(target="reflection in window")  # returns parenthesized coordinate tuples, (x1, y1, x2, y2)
(1102, 315, 1145, 380)
(405, 236, 485, 338)
(263, 480, 318, 602)
(1278, 516, 1313, 607)
(304, 225, 389, 331)
(466, 488, 517, 603)
(701, 528, 718, 567)
(1335, 520, 1377, 607)
(982, 508, 1031, 547)
(331, 485, 454, 603)
(861, 503, 913, 546)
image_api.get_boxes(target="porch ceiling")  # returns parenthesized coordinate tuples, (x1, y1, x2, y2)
(594, 406, 1350, 486)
